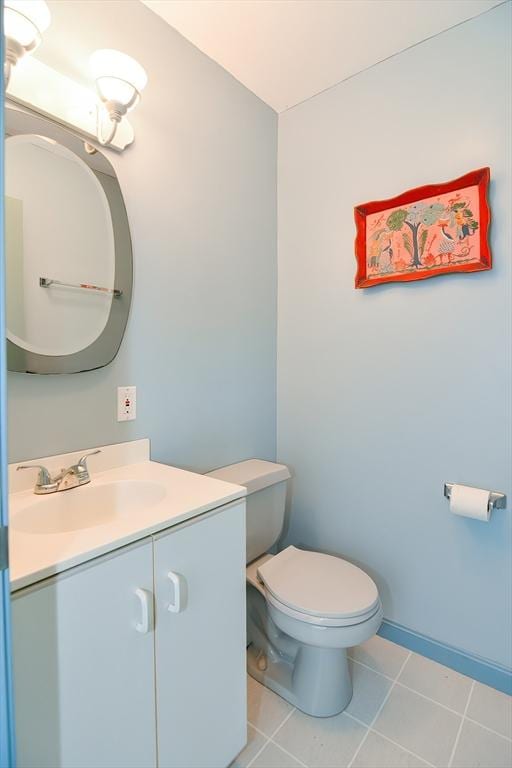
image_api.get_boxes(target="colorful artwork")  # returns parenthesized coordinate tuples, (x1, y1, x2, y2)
(354, 168, 491, 288)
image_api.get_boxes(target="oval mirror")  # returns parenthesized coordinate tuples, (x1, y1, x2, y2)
(5, 107, 133, 374)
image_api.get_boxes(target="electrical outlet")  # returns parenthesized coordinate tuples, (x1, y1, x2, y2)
(117, 386, 136, 422)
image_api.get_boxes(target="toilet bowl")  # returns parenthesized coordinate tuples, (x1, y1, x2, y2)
(247, 546, 382, 716)
(206, 460, 383, 717)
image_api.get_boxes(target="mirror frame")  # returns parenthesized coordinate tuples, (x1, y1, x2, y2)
(5, 106, 133, 374)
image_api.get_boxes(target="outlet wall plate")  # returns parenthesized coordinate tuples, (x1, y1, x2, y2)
(117, 386, 136, 421)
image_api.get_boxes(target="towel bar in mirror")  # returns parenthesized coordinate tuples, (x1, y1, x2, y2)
(5, 105, 133, 374)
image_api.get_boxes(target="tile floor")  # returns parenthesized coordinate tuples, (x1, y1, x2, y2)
(232, 636, 512, 768)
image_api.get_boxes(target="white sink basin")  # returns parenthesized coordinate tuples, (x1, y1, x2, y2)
(13, 480, 166, 535)
(8, 441, 247, 591)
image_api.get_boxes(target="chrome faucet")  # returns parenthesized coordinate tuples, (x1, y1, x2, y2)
(15, 464, 56, 495)
(17, 450, 101, 494)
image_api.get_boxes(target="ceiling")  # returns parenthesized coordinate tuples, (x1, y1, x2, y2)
(142, 0, 502, 112)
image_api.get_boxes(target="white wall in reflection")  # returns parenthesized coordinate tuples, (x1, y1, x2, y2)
(6, 135, 115, 357)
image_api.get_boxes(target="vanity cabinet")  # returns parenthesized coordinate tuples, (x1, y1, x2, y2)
(12, 539, 157, 768)
(154, 504, 246, 768)
(12, 501, 246, 768)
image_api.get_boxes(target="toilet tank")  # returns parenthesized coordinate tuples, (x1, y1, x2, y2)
(206, 459, 291, 564)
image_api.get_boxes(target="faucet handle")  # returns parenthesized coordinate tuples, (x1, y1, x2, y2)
(71, 449, 101, 483)
(77, 449, 101, 470)
(16, 464, 53, 487)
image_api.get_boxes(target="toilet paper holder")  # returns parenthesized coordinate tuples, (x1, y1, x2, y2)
(444, 483, 507, 513)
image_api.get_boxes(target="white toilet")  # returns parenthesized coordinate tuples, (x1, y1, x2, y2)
(207, 459, 383, 717)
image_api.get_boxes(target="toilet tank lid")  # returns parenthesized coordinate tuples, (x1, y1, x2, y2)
(206, 459, 291, 494)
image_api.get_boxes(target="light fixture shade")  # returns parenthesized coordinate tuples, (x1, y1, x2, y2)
(4, 0, 51, 48)
(90, 49, 147, 109)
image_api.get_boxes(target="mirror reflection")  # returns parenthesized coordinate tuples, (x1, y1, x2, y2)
(5, 107, 133, 375)
(6, 134, 116, 357)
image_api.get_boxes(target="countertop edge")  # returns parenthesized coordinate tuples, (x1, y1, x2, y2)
(10, 487, 246, 593)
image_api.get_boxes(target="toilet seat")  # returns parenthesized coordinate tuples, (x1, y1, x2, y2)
(264, 590, 381, 627)
(256, 546, 380, 627)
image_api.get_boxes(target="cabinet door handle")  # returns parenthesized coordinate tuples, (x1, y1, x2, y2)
(134, 588, 153, 634)
(167, 571, 187, 613)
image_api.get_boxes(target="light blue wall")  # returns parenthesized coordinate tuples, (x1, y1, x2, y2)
(0, 31, 17, 762)
(8, 0, 277, 471)
(277, 4, 512, 668)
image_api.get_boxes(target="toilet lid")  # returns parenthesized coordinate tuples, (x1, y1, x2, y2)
(257, 546, 379, 620)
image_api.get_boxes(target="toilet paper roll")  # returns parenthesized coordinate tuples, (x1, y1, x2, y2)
(449, 484, 491, 521)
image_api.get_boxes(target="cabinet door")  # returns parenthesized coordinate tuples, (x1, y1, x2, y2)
(154, 502, 246, 768)
(12, 540, 157, 768)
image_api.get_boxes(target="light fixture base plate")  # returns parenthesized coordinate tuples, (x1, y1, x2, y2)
(6, 56, 134, 152)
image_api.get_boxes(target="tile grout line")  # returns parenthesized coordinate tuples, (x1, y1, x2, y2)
(392, 678, 512, 740)
(270, 707, 297, 740)
(343, 710, 378, 729)
(349, 660, 512, 742)
(393, 680, 469, 716)
(348, 655, 395, 682)
(267, 706, 310, 766)
(247, 722, 271, 739)
(343, 711, 436, 768)
(267, 739, 308, 767)
(369, 727, 436, 767)
(347, 650, 412, 768)
(245, 731, 271, 768)
(246, 707, 298, 768)
(447, 679, 475, 768)
(341, 724, 371, 766)
(464, 716, 512, 743)
(350, 655, 472, 715)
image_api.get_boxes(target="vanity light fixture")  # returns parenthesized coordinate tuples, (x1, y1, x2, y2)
(90, 49, 147, 147)
(3, 0, 51, 87)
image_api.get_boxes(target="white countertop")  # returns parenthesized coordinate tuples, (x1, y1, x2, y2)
(9, 442, 246, 592)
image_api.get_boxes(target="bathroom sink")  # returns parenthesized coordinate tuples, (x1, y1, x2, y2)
(8, 442, 247, 591)
(13, 480, 166, 535)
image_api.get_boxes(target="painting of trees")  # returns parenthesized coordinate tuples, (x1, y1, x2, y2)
(386, 203, 445, 268)
(354, 167, 491, 288)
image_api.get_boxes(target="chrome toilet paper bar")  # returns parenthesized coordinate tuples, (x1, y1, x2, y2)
(444, 483, 507, 513)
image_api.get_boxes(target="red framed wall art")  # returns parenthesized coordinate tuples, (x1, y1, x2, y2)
(354, 168, 491, 288)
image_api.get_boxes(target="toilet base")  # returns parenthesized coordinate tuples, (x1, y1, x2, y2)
(247, 642, 353, 718)
(246, 577, 382, 718)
